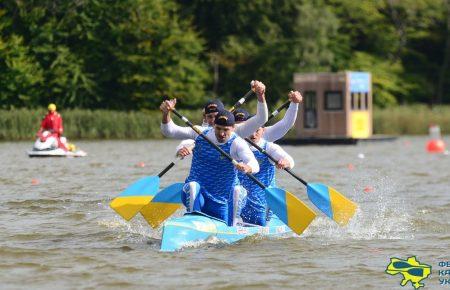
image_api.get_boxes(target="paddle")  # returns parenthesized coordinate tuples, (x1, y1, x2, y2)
(267, 100, 291, 121)
(244, 136, 357, 225)
(169, 108, 316, 235)
(140, 182, 184, 228)
(229, 88, 254, 113)
(109, 159, 179, 220)
(142, 100, 292, 228)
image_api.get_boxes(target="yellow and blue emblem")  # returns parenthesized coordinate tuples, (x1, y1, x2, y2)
(385, 256, 431, 289)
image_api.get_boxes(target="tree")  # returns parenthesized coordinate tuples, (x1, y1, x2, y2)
(0, 9, 43, 108)
(1, 0, 210, 109)
(178, 0, 340, 105)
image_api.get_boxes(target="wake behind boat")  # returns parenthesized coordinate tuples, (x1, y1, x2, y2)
(160, 212, 291, 252)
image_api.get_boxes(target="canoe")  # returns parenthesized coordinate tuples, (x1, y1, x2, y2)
(27, 148, 87, 157)
(160, 212, 292, 252)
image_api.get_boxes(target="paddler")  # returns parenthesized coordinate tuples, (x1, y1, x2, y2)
(175, 80, 269, 158)
(232, 90, 303, 141)
(160, 100, 259, 226)
(176, 89, 303, 158)
(239, 121, 295, 226)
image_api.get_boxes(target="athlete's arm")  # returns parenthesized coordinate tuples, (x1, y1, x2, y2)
(235, 80, 268, 138)
(263, 91, 302, 142)
(266, 142, 295, 169)
(263, 102, 298, 142)
(235, 100, 268, 138)
(175, 139, 196, 157)
(160, 99, 200, 139)
(231, 138, 260, 174)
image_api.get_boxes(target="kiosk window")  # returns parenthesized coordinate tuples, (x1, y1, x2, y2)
(325, 91, 343, 110)
(364, 93, 369, 110)
(304, 91, 317, 129)
(351, 92, 369, 110)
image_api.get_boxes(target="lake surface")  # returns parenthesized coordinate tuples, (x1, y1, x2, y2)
(0, 137, 449, 289)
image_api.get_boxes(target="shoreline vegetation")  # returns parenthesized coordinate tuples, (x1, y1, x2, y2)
(1, 105, 449, 141)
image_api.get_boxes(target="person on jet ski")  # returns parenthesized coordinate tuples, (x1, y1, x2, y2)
(36, 104, 70, 151)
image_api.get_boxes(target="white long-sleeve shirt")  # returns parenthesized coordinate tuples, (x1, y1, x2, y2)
(173, 100, 268, 152)
(263, 102, 298, 142)
(161, 122, 260, 173)
(251, 139, 295, 169)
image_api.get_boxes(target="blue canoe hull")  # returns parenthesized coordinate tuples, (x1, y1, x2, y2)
(160, 212, 292, 252)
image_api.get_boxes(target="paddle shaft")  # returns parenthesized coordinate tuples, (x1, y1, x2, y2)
(171, 109, 267, 190)
(243, 100, 306, 185)
(160, 100, 289, 184)
(157, 87, 258, 179)
(157, 161, 176, 178)
(229, 89, 253, 112)
(267, 101, 290, 122)
(244, 137, 307, 186)
(158, 88, 253, 178)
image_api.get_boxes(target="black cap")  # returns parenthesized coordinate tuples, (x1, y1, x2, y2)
(214, 110, 235, 126)
(204, 99, 224, 114)
(233, 108, 250, 122)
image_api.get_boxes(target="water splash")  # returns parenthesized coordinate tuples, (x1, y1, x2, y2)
(303, 171, 414, 242)
(98, 215, 161, 243)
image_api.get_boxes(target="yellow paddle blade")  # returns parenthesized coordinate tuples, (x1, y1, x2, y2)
(139, 182, 184, 228)
(110, 196, 153, 221)
(329, 186, 358, 225)
(266, 188, 316, 235)
(307, 183, 358, 226)
(140, 202, 181, 228)
(285, 191, 317, 234)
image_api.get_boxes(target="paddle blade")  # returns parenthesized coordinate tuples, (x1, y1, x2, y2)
(110, 176, 160, 221)
(140, 183, 184, 228)
(265, 187, 316, 235)
(307, 183, 357, 225)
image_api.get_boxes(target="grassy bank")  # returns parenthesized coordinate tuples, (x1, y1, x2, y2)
(373, 105, 450, 135)
(0, 108, 202, 140)
(1, 105, 449, 140)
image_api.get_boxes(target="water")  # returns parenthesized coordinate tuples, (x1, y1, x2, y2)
(0, 137, 449, 289)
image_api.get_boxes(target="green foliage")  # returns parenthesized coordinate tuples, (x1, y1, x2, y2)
(0, 0, 449, 110)
(179, 0, 340, 105)
(0, 10, 44, 108)
(373, 105, 450, 135)
(328, 0, 449, 104)
(0, 0, 209, 109)
(1, 105, 449, 140)
(0, 108, 203, 140)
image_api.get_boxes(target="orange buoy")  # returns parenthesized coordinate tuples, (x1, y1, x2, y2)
(427, 124, 446, 153)
(347, 163, 355, 171)
(136, 162, 146, 168)
(31, 178, 40, 185)
(363, 186, 373, 193)
(426, 139, 446, 153)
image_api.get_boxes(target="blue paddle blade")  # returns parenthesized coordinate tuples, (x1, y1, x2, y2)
(307, 183, 357, 225)
(110, 176, 160, 221)
(140, 183, 184, 228)
(120, 176, 160, 197)
(265, 187, 316, 235)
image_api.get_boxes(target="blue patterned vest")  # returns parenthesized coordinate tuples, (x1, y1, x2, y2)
(186, 129, 239, 204)
(239, 140, 276, 212)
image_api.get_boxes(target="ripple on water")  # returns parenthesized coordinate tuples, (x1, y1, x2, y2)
(0, 138, 448, 289)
